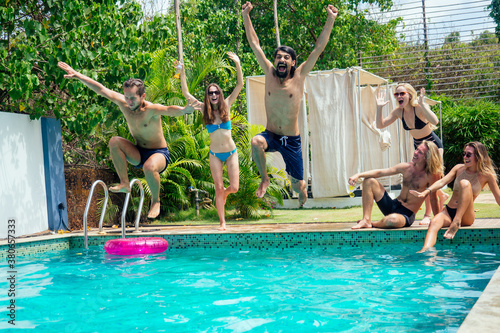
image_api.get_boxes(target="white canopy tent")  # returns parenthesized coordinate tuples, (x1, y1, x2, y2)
(245, 67, 441, 200)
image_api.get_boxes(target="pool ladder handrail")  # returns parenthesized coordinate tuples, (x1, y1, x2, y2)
(83, 180, 109, 249)
(121, 178, 145, 238)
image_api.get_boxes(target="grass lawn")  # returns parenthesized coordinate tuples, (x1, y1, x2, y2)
(149, 190, 500, 227)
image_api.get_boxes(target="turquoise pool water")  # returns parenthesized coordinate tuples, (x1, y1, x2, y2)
(1, 244, 498, 332)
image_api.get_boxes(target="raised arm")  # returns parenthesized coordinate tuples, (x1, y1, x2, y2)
(375, 90, 399, 129)
(177, 62, 201, 105)
(296, 5, 338, 76)
(417, 88, 439, 125)
(58, 62, 124, 105)
(149, 98, 201, 117)
(242, 2, 273, 74)
(225, 52, 244, 108)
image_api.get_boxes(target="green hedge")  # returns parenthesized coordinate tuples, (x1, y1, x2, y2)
(439, 98, 500, 173)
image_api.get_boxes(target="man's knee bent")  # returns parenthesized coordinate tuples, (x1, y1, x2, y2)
(109, 136, 122, 149)
(251, 135, 267, 149)
(382, 214, 406, 228)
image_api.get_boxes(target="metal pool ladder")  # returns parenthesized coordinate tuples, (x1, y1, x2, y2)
(120, 178, 145, 238)
(82, 178, 145, 249)
(83, 180, 109, 249)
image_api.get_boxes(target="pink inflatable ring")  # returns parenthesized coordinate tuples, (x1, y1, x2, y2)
(104, 237, 168, 255)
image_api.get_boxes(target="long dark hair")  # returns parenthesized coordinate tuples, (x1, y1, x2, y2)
(203, 83, 229, 124)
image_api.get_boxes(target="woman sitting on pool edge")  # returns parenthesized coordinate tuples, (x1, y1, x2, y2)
(410, 141, 500, 253)
(179, 52, 243, 231)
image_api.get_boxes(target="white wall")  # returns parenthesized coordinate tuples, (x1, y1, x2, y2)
(0, 112, 48, 238)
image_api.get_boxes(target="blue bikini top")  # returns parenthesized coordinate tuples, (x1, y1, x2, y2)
(206, 120, 231, 133)
(402, 107, 428, 131)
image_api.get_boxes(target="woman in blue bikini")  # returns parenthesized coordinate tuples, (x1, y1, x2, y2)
(179, 52, 243, 230)
(376, 83, 448, 224)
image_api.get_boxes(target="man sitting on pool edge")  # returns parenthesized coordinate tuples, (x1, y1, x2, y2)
(348, 141, 443, 229)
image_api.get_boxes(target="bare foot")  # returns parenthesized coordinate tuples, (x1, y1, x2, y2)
(219, 223, 226, 231)
(147, 201, 161, 219)
(299, 189, 307, 208)
(351, 219, 372, 230)
(443, 221, 460, 239)
(256, 179, 270, 198)
(419, 215, 431, 225)
(417, 247, 429, 253)
(109, 183, 131, 193)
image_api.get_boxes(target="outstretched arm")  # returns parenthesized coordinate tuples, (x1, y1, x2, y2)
(242, 2, 273, 74)
(410, 164, 462, 198)
(296, 5, 338, 76)
(149, 98, 201, 117)
(375, 90, 399, 129)
(417, 88, 439, 125)
(177, 61, 201, 106)
(225, 52, 244, 108)
(58, 62, 124, 105)
(348, 163, 404, 186)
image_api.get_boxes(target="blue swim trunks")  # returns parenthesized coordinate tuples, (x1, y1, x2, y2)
(376, 191, 416, 227)
(135, 146, 170, 173)
(257, 129, 303, 180)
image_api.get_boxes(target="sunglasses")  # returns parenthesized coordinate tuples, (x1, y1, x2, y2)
(208, 91, 220, 96)
(463, 152, 474, 158)
(394, 92, 408, 98)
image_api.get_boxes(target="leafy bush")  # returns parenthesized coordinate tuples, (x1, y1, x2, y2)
(440, 97, 500, 172)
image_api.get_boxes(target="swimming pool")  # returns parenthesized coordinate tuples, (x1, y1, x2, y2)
(1, 243, 498, 332)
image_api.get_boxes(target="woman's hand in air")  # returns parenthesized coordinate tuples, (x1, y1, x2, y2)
(227, 51, 240, 65)
(376, 91, 389, 108)
(418, 88, 426, 105)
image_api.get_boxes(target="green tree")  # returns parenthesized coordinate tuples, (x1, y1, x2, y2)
(1, 0, 175, 137)
(489, 0, 500, 39)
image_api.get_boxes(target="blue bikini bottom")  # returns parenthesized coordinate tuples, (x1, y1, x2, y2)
(209, 148, 237, 162)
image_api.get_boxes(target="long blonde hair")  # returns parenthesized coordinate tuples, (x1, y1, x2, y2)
(465, 141, 497, 181)
(422, 140, 444, 176)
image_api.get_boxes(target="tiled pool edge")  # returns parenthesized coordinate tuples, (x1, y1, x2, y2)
(458, 265, 500, 333)
(2, 228, 499, 332)
(2, 227, 500, 258)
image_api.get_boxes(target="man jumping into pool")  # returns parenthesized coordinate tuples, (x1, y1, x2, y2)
(348, 141, 443, 229)
(242, 2, 338, 207)
(58, 62, 199, 219)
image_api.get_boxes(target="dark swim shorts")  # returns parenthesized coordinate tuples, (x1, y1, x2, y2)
(413, 131, 443, 149)
(257, 129, 303, 180)
(135, 146, 170, 173)
(376, 191, 416, 227)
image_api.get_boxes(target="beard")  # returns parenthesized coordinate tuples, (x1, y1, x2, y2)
(275, 62, 289, 78)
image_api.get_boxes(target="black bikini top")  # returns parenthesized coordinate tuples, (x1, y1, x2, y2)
(402, 107, 428, 131)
